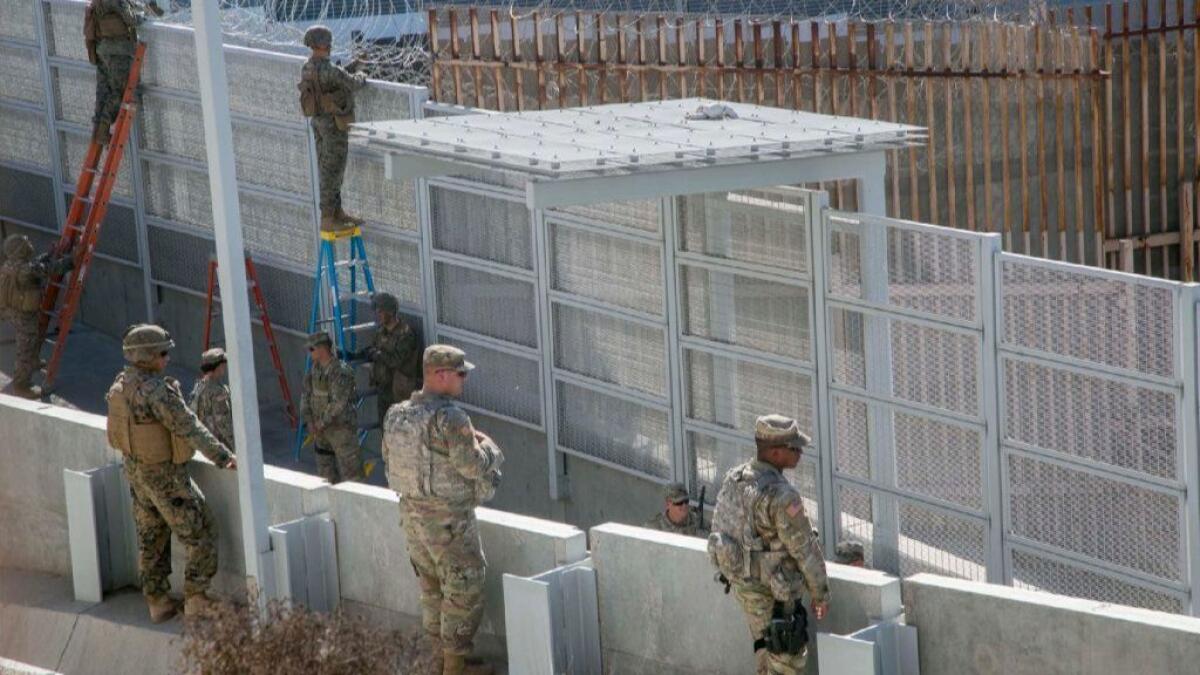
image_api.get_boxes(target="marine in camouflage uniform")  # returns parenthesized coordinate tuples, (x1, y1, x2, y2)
(383, 345, 503, 675)
(644, 482, 707, 537)
(297, 25, 366, 231)
(301, 332, 362, 483)
(367, 292, 421, 424)
(0, 234, 71, 399)
(105, 324, 235, 623)
(189, 347, 234, 451)
(708, 415, 829, 675)
(84, 0, 162, 145)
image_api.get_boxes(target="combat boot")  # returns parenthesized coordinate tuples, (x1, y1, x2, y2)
(145, 594, 179, 623)
(334, 207, 364, 227)
(320, 207, 340, 232)
(11, 383, 42, 399)
(184, 592, 218, 617)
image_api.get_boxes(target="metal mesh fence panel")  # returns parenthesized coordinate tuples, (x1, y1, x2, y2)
(252, 261, 313, 332)
(833, 395, 871, 480)
(225, 50, 304, 125)
(677, 188, 810, 275)
(549, 221, 663, 315)
(61, 129, 132, 199)
(1011, 548, 1185, 614)
(1001, 258, 1176, 379)
(894, 412, 983, 510)
(685, 348, 813, 435)
(837, 484, 876, 568)
(343, 151, 418, 233)
(430, 186, 531, 269)
(142, 160, 212, 229)
(551, 198, 660, 234)
(47, 2, 87, 62)
(0, 167, 56, 229)
(362, 229, 421, 309)
(438, 333, 542, 426)
(897, 501, 987, 581)
(679, 265, 811, 361)
(1002, 357, 1178, 481)
(86, 199, 139, 263)
(434, 261, 538, 348)
(0, 107, 51, 172)
(232, 123, 311, 197)
(1007, 452, 1183, 582)
(556, 379, 671, 480)
(0, 0, 37, 41)
(51, 65, 94, 127)
(1, 44, 46, 106)
(139, 93, 207, 162)
(140, 28, 199, 95)
(553, 302, 666, 398)
(238, 191, 314, 267)
(356, 85, 413, 124)
(147, 224, 214, 293)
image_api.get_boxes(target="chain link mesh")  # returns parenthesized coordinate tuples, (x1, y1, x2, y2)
(897, 500, 987, 581)
(435, 261, 539, 347)
(431, 186, 532, 269)
(833, 395, 870, 479)
(0, 44, 45, 106)
(680, 265, 812, 360)
(147, 224, 215, 293)
(362, 229, 422, 308)
(550, 220, 664, 314)
(552, 199, 661, 233)
(677, 188, 810, 274)
(0, 0, 36, 41)
(51, 65, 95, 127)
(685, 348, 813, 434)
(894, 411, 983, 510)
(61, 130, 133, 200)
(553, 302, 667, 398)
(142, 160, 214, 229)
(0, 107, 50, 172)
(344, 152, 418, 233)
(0, 167, 57, 230)
(1011, 548, 1185, 614)
(889, 318, 980, 417)
(47, 2, 87, 62)
(139, 93, 208, 161)
(557, 379, 672, 479)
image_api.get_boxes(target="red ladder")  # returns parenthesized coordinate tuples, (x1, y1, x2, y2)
(39, 42, 148, 389)
(203, 256, 299, 428)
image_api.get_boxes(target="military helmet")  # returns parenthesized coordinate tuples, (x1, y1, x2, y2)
(423, 344, 474, 373)
(754, 414, 810, 450)
(199, 347, 227, 370)
(121, 324, 175, 363)
(303, 25, 333, 49)
(3, 234, 33, 261)
(371, 291, 399, 315)
(663, 482, 690, 505)
(306, 332, 333, 349)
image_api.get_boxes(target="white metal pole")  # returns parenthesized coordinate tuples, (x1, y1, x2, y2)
(190, 1, 276, 601)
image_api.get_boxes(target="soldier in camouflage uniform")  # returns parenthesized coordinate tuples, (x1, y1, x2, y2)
(189, 347, 234, 451)
(708, 414, 829, 675)
(0, 234, 71, 399)
(644, 482, 707, 537)
(383, 345, 504, 675)
(105, 324, 236, 623)
(301, 332, 362, 483)
(367, 292, 421, 425)
(297, 25, 366, 231)
(84, 0, 163, 145)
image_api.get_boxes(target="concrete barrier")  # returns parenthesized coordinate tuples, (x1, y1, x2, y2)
(327, 481, 588, 650)
(903, 573, 1200, 675)
(589, 523, 902, 675)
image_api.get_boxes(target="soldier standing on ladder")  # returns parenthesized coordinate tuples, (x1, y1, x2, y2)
(298, 25, 367, 232)
(84, 0, 163, 145)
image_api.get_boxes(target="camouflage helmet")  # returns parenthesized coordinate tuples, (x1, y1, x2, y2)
(199, 347, 227, 370)
(371, 291, 399, 315)
(3, 234, 33, 261)
(303, 25, 333, 49)
(663, 482, 690, 505)
(121, 324, 175, 363)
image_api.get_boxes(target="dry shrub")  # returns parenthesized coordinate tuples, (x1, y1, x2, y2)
(180, 593, 439, 675)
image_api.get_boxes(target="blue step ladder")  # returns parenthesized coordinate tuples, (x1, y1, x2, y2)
(293, 226, 382, 476)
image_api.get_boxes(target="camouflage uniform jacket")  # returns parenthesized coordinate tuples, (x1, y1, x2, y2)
(189, 377, 234, 452)
(107, 366, 233, 468)
(382, 391, 499, 513)
(300, 56, 366, 121)
(300, 358, 357, 431)
(1, 253, 70, 314)
(369, 318, 421, 388)
(714, 460, 828, 603)
(645, 510, 707, 537)
(90, 0, 150, 57)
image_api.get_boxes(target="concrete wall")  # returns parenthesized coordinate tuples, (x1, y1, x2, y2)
(590, 523, 902, 675)
(903, 573, 1200, 675)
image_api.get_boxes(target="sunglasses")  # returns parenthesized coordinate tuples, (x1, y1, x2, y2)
(159, 351, 170, 357)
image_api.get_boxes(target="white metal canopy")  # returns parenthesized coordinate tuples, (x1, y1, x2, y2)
(351, 98, 926, 210)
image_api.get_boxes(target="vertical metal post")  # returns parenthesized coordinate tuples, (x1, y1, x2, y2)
(32, 0, 66, 229)
(808, 189, 838, 552)
(978, 235, 1006, 584)
(190, 1, 275, 602)
(659, 195, 689, 486)
(414, 178, 439, 346)
(1178, 283, 1200, 614)
(127, 119, 155, 323)
(532, 206, 567, 499)
(857, 152, 900, 573)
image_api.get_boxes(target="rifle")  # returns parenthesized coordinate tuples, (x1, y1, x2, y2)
(696, 485, 707, 531)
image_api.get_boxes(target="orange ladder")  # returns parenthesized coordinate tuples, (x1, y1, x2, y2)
(39, 42, 148, 389)
(203, 256, 299, 428)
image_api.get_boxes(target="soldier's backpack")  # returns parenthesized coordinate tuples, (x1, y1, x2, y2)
(707, 463, 776, 585)
(298, 63, 321, 117)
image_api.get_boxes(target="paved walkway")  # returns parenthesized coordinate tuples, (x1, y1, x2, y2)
(0, 322, 388, 488)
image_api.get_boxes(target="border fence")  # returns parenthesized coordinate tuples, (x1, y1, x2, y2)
(1, 0, 1199, 617)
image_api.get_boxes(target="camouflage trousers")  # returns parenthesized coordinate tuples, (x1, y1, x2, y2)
(313, 424, 362, 483)
(401, 501, 487, 655)
(94, 52, 133, 132)
(311, 117, 348, 212)
(7, 310, 39, 388)
(733, 582, 807, 675)
(124, 459, 218, 599)
(375, 371, 416, 426)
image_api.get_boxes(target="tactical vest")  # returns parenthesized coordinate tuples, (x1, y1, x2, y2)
(0, 261, 40, 313)
(106, 374, 194, 465)
(84, 1, 135, 42)
(386, 397, 480, 506)
(298, 60, 355, 131)
(307, 362, 354, 428)
(705, 458, 792, 581)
